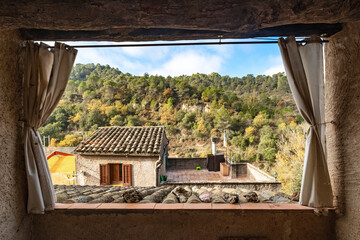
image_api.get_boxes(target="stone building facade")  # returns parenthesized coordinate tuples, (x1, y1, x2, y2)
(74, 126, 168, 187)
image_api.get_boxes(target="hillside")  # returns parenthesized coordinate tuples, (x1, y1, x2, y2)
(40, 63, 305, 194)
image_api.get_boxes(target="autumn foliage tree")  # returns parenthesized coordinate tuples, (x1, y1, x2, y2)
(272, 125, 305, 194)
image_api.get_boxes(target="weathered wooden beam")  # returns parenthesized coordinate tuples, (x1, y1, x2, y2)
(19, 23, 342, 41)
(0, 0, 357, 41)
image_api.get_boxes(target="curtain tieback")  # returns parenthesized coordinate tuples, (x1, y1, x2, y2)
(306, 121, 336, 135)
(310, 120, 336, 127)
(19, 120, 38, 130)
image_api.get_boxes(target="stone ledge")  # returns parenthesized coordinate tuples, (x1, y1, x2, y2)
(54, 203, 315, 211)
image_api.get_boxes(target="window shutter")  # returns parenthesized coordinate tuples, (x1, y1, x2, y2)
(100, 164, 110, 185)
(122, 164, 132, 186)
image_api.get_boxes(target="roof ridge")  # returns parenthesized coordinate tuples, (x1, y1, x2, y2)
(98, 125, 165, 129)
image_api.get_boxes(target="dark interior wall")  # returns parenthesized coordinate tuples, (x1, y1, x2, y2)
(167, 158, 207, 170)
(33, 209, 335, 240)
(325, 21, 360, 240)
(0, 30, 30, 240)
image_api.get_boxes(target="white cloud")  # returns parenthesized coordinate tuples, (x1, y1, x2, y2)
(205, 45, 234, 58)
(149, 50, 223, 76)
(121, 46, 170, 61)
(263, 55, 285, 75)
(75, 48, 114, 66)
(121, 47, 145, 57)
(264, 65, 285, 75)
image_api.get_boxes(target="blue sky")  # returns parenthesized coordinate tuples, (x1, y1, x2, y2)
(57, 39, 285, 78)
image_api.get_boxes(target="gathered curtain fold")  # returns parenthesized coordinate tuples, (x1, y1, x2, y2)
(278, 36, 333, 207)
(23, 42, 77, 214)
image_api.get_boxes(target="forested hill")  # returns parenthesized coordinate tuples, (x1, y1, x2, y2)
(41, 63, 305, 193)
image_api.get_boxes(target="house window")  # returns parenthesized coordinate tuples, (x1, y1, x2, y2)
(110, 164, 122, 184)
(100, 163, 132, 186)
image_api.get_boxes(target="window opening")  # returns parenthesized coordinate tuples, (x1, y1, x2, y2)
(42, 39, 309, 206)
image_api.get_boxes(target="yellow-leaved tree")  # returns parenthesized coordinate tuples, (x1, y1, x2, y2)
(160, 98, 175, 124)
(57, 135, 83, 147)
(49, 138, 57, 147)
(253, 112, 268, 128)
(272, 125, 305, 195)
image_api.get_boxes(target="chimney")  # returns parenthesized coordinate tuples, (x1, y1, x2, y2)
(211, 137, 219, 155)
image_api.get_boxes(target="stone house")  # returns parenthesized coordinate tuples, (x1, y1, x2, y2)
(74, 126, 168, 187)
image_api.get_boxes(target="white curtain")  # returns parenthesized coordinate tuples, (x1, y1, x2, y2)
(278, 36, 333, 208)
(24, 42, 77, 213)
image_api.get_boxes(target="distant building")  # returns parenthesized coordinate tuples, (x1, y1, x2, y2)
(47, 151, 76, 185)
(74, 126, 168, 187)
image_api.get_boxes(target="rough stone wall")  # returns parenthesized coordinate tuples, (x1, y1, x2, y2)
(325, 21, 360, 240)
(33, 210, 335, 240)
(76, 155, 158, 186)
(0, 30, 31, 240)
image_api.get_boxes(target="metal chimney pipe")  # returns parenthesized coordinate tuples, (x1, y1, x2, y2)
(211, 137, 219, 155)
(212, 141, 216, 155)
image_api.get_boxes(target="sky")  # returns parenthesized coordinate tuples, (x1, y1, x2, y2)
(54, 39, 285, 78)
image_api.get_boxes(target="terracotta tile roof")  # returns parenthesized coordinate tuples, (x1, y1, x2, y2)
(74, 126, 165, 155)
(54, 185, 298, 204)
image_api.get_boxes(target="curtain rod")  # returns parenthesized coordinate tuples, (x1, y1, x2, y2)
(47, 40, 329, 48)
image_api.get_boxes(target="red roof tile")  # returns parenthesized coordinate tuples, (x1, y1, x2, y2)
(74, 126, 165, 156)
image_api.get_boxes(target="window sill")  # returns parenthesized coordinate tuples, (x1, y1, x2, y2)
(55, 202, 315, 211)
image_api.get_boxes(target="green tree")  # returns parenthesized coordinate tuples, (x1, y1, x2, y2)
(277, 74, 290, 93)
(39, 122, 63, 139)
(181, 112, 197, 130)
(258, 125, 277, 163)
(127, 115, 140, 126)
(214, 105, 231, 130)
(110, 115, 126, 126)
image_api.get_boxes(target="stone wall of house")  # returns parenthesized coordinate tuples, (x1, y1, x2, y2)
(325, 21, 360, 240)
(76, 155, 159, 186)
(33, 209, 335, 240)
(0, 30, 31, 240)
(167, 158, 207, 170)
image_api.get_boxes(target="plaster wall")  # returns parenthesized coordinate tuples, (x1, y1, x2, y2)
(33, 209, 335, 240)
(325, 21, 360, 240)
(76, 155, 158, 186)
(247, 163, 275, 182)
(0, 30, 30, 240)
